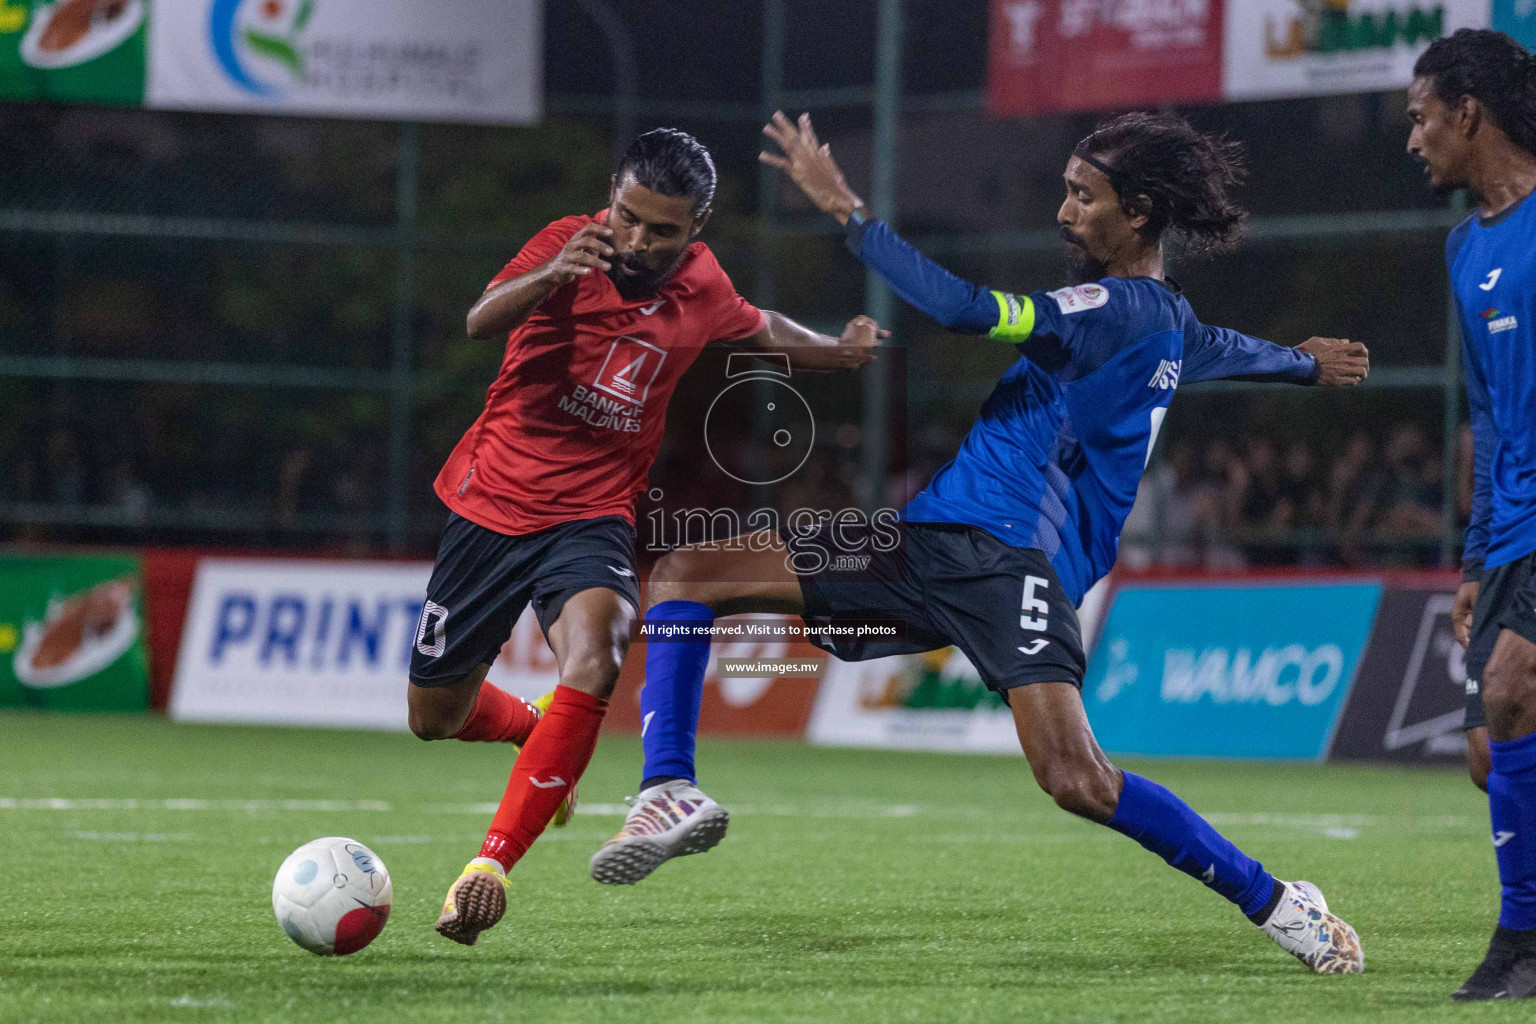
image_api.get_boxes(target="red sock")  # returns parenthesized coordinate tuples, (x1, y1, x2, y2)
(452, 684, 541, 745)
(479, 685, 608, 871)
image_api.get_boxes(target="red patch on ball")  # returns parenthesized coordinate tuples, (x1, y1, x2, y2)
(332, 904, 389, 955)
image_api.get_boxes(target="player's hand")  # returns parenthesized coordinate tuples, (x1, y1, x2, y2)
(545, 223, 614, 285)
(1453, 579, 1479, 649)
(760, 111, 865, 225)
(829, 315, 887, 369)
(1298, 337, 1369, 386)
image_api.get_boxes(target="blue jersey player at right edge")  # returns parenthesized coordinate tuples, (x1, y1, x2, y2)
(593, 111, 1371, 973)
(1409, 29, 1536, 1002)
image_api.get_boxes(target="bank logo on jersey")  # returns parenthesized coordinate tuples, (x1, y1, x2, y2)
(1481, 307, 1519, 334)
(593, 336, 667, 405)
(1148, 359, 1181, 390)
(1047, 283, 1110, 315)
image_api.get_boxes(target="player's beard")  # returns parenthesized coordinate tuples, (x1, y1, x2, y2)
(608, 250, 686, 301)
(1063, 240, 1108, 285)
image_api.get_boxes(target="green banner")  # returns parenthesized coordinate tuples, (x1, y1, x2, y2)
(0, 553, 149, 711)
(0, 0, 147, 105)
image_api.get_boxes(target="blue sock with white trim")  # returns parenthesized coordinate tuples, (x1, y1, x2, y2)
(639, 600, 714, 789)
(1108, 771, 1276, 918)
(1489, 731, 1536, 932)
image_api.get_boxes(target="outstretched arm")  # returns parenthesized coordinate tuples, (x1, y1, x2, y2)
(760, 111, 1044, 343)
(738, 311, 885, 370)
(1182, 324, 1368, 386)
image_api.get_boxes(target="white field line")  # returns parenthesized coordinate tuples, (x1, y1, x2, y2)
(0, 798, 390, 812)
(0, 799, 1477, 836)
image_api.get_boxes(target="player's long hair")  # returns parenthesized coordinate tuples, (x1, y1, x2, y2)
(1077, 112, 1247, 257)
(616, 128, 718, 217)
(1415, 29, 1536, 158)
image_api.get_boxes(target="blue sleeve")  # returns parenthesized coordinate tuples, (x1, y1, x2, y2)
(845, 214, 1123, 378)
(1181, 324, 1320, 385)
(1445, 218, 1489, 579)
(1461, 299, 1495, 578)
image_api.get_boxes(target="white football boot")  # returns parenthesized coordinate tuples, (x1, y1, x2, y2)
(1260, 880, 1364, 974)
(589, 781, 729, 885)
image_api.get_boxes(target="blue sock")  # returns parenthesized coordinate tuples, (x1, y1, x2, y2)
(1108, 771, 1276, 918)
(1489, 732, 1536, 932)
(639, 600, 714, 788)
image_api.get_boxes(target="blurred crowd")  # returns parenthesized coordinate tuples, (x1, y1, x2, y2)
(1121, 422, 1467, 569)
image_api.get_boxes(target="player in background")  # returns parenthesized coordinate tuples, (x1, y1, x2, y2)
(592, 111, 1372, 975)
(1409, 29, 1536, 1001)
(409, 128, 883, 945)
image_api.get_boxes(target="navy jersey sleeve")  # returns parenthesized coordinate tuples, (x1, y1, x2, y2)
(845, 214, 1127, 379)
(1445, 217, 1490, 578)
(1460, 296, 1496, 578)
(1182, 324, 1320, 385)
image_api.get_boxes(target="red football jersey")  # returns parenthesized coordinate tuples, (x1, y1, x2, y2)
(435, 211, 766, 536)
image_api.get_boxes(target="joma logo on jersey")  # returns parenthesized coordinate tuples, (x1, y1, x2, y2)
(593, 336, 667, 405)
(1148, 359, 1181, 390)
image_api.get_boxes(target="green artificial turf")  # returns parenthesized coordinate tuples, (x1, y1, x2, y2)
(0, 711, 1521, 1022)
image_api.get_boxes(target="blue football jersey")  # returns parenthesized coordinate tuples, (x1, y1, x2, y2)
(1447, 193, 1536, 574)
(846, 215, 1320, 606)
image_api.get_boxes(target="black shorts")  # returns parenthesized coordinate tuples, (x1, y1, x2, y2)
(408, 512, 641, 686)
(785, 520, 1085, 692)
(1464, 549, 1536, 731)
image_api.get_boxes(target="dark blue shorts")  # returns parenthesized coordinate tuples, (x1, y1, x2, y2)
(1465, 549, 1536, 731)
(785, 520, 1085, 692)
(408, 512, 640, 687)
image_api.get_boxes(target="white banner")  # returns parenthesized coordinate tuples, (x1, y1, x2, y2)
(146, 0, 541, 123)
(170, 558, 556, 730)
(1223, 0, 1487, 102)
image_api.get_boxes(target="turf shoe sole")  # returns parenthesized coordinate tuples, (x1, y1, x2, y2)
(434, 863, 508, 946)
(590, 783, 729, 886)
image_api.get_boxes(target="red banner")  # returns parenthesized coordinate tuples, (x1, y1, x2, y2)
(988, 0, 1225, 116)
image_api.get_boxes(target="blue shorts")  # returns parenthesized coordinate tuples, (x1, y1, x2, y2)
(408, 512, 640, 686)
(785, 520, 1085, 693)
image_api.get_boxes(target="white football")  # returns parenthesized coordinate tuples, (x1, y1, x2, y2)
(272, 837, 392, 955)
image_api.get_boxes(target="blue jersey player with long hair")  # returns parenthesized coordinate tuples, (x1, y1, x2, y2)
(1409, 28, 1536, 1002)
(593, 110, 1371, 974)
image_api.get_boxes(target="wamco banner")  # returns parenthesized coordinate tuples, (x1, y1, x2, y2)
(1083, 580, 1382, 760)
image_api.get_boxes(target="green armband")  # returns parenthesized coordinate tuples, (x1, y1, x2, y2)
(987, 290, 1035, 342)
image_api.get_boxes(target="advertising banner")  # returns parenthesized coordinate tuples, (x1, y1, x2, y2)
(170, 559, 433, 729)
(988, 0, 1225, 116)
(0, 553, 149, 711)
(1329, 579, 1469, 764)
(0, 0, 148, 104)
(1494, 0, 1536, 48)
(168, 558, 820, 737)
(1222, 0, 1487, 102)
(146, 0, 541, 123)
(1082, 580, 1382, 760)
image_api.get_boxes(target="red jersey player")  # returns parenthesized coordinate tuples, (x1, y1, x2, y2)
(407, 128, 883, 945)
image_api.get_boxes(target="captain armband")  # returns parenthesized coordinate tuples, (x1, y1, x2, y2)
(987, 290, 1035, 342)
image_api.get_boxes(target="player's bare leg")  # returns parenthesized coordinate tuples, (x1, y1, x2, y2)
(1470, 726, 1492, 793)
(592, 532, 801, 884)
(1007, 682, 1363, 974)
(437, 588, 633, 944)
